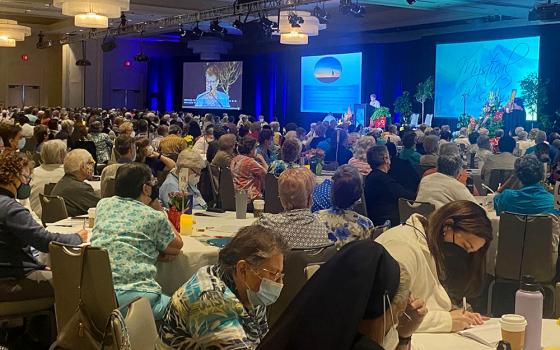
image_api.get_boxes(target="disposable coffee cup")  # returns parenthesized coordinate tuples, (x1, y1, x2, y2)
(500, 314, 527, 350)
(87, 208, 96, 228)
(253, 199, 265, 218)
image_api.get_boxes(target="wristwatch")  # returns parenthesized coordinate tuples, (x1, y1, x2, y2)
(157, 153, 162, 160)
(398, 336, 412, 346)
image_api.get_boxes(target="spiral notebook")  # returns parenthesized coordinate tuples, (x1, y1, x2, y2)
(458, 321, 501, 347)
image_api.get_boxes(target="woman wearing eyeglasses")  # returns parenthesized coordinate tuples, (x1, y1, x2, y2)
(91, 163, 183, 320)
(160, 225, 289, 349)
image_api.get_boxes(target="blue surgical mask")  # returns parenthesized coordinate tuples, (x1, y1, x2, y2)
(17, 138, 26, 150)
(246, 278, 283, 307)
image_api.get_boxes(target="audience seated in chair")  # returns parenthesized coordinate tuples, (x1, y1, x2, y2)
(317, 165, 374, 249)
(376, 201, 492, 333)
(135, 137, 176, 177)
(419, 135, 440, 170)
(91, 163, 183, 320)
(0, 152, 86, 303)
(256, 167, 331, 249)
(269, 138, 302, 177)
(101, 135, 136, 197)
(51, 149, 100, 217)
(475, 135, 493, 170)
(399, 132, 422, 168)
(386, 142, 420, 194)
(231, 136, 268, 202)
(348, 136, 375, 176)
(481, 135, 518, 183)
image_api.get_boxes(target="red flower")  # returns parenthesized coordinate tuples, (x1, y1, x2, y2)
(493, 111, 503, 122)
(469, 117, 476, 126)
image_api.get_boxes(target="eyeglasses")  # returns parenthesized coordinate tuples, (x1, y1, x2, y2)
(251, 266, 284, 283)
(146, 178, 158, 187)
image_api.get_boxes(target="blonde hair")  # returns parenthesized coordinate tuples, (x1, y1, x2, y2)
(278, 167, 315, 210)
(353, 136, 376, 161)
(119, 121, 133, 134)
(40, 140, 67, 165)
(176, 148, 205, 171)
(64, 149, 92, 176)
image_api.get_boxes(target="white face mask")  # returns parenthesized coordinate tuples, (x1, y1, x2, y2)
(188, 174, 200, 188)
(382, 293, 399, 350)
(130, 131, 136, 138)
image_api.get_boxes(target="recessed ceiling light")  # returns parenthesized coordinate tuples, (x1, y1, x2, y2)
(25, 9, 31, 13)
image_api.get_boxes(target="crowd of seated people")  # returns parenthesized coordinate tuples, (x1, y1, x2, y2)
(2, 105, 560, 349)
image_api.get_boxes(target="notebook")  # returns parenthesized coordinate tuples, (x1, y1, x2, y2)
(458, 320, 501, 347)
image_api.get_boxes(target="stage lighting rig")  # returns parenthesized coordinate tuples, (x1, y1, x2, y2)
(312, 3, 329, 24)
(340, 0, 365, 17)
(233, 19, 244, 29)
(134, 32, 149, 62)
(288, 12, 304, 27)
(178, 24, 186, 37)
(406, 0, 416, 5)
(209, 20, 227, 35)
(192, 24, 203, 37)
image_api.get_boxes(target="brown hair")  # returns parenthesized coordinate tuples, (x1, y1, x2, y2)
(0, 123, 22, 147)
(419, 200, 493, 297)
(135, 137, 151, 162)
(278, 167, 315, 210)
(218, 133, 237, 152)
(0, 152, 30, 185)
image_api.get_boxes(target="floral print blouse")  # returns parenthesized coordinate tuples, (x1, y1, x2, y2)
(317, 207, 375, 249)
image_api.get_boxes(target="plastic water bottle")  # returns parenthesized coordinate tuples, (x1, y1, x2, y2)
(514, 275, 543, 350)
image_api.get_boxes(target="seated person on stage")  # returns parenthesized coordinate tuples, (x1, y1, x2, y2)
(29, 139, 66, 218)
(387, 142, 420, 194)
(419, 135, 440, 169)
(269, 138, 302, 177)
(255, 167, 331, 249)
(211, 133, 237, 169)
(376, 201, 492, 333)
(91, 163, 183, 320)
(474, 135, 493, 169)
(494, 155, 559, 216)
(481, 135, 517, 183)
(317, 165, 374, 249)
(0, 152, 87, 302)
(256, 129, 278, 166)
(231, 136, 268, 202)
(159, 148, 207, 210)
(324, 129, 353, 165)
(348, 136, 375, 176)
(258, 240, 428, 350)
(416, 152, 477, 210)
(101, 135, 136, 196)
(364, 145, 416, 226)
(399, 132, 421, 168)
(51, 149, 100, 217)
(160, 225, 289, 349)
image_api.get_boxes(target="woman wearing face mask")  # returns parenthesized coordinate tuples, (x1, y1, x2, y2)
(258, 240, 427, 350)
(376, 200, 493, 333)
(0, 152, 88, 302)
(0, 122, 25, 153)
(160, 225, 289, 349)
(159, 148, 207, 210)
(135, 137, 176, 177)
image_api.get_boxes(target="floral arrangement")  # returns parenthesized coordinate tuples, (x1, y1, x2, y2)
(457, 92, 504, 136)
(183, 134, 194, 148)
(167, 191, 193, 230)
(370, 107, 391, 129)
(304, 148, 325, 175)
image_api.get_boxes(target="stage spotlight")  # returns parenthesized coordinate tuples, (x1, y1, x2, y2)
(178, 24, 187, 37)
(233, 19, 244, 29)
(312, 4, 329, 24)
(192, 24, 203, 37)
(406, 0, 416, 4)
(288, 12, 304, 27)
(350, 3, 366, 17)
(210, 20, 227, 35)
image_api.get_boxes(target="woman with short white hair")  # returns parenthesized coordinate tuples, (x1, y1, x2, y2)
(30, 140, 67, 217)
(348, 136, 375, 176)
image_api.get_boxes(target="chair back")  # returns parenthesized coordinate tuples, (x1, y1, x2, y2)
(209, 164, 221, 206)
(199, 165, 215, 205)
(112, 297, 159, 350)
(494, 213, 558, 283)
(219, 167, 236, 211)
(73, 140, 98, 164)
(554, 181, 560, 210)
(410, 114, 419, 127)
(371, 220, 391, 240)
(44, 183, 57, 196)
(424, 114, 434, 127)
(416, 164, 435, 177)
(398, 198, 435, 224)
(264, 173, 284, 214)
(267, 244, 337, 327)
(323, 161, 339, 172)
(39, 194, 69, 225)
(102, 177, 116, 198)
(487, 169, 514, 191)
(49, 243, 117, 335)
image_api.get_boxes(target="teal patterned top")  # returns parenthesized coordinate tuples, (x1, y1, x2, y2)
(159, 265, 268, 350)
(268, 160, 300, 177)
(90, 196, 174, 294)
(317, 207, 375, 249)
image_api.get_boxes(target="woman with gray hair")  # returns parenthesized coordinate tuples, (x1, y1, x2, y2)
(474, 135, 493, 169)
(159, 148, 207, 209)
(348, 136, 375, 176)
(30, 140, 67, 217)
(269, 138, 302, 177)
(419, 135, 440, 169)
(160, 225, 289, 348)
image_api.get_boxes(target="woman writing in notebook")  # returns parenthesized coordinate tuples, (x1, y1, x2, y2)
(376, 201, 493, 333)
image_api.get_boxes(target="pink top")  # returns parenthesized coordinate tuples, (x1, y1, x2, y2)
(230, 155, 266, 201)
(348, 157, 372, 176)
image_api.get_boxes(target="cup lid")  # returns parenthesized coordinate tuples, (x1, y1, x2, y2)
(500, 314, 527, 332)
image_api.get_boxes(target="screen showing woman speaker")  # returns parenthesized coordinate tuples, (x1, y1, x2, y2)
(182, 61, 243, 110)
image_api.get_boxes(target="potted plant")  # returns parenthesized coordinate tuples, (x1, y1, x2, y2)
(414, 76, 434, 123)
(304, 148, 325, 175)
(370, 107, 391, 129)
(394, 91, 412, 124)
(167, 192, 193, 232)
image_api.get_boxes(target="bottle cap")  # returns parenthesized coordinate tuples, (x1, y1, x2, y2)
(520, 275, 541, 292)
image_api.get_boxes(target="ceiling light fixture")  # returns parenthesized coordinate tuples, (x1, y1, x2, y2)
(406, 0, 416, 4)
(312, 3, 329, 24)
(209, 20, 227, 35)
(269, 10, 325, 45)
(76, 41, 91, 66)
(288, 12, 304, 27)
(53, 0, 129, 28)
(0, 19, 31, 48)
(340, 0, 366, 17)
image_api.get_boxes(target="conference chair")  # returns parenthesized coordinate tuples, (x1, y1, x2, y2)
(49, 243, 118, 345)
(209, 164, 221, 207)
(199, 165, 215, 205)
(487, 213, 559, 317)
(424, 114, 434, 127)
(352, 190, 369, 217)
(486, 169, 514, 191)
(0, 294, 56, 344)
(101, 177, 116, 198)
(267, 244, 337, 327)
(264, 173, 284, 214)
(43, 182, 57, 196)
(398, 198, 436, 224)
(322, 161, 339, 172)
(410, 114, 419, 127)
(218, 167, 236, 211)
(111, 297, 159, 350)
(416, 164, 435, 177)
(39, 193, 68, 226)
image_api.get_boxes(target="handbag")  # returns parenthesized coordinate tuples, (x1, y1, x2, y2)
(51, 246, 105, 350)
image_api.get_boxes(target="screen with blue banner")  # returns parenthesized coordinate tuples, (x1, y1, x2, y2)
(435, 36, 540, 120)
(300, 52, 362, 113)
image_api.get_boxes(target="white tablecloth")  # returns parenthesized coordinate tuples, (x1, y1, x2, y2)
(412, 319, 560, 350)
(474, 196, 501, 274)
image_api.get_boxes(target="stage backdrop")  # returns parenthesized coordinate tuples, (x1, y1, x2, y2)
(435, 36, 540, 120)
(182, 61, 243, 110)
(300, 52, 362, 113)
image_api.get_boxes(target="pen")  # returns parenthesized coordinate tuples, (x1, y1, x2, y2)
(462, 297, 467, 314)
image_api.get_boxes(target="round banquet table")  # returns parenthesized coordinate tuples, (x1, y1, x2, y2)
(474, 196, 500, 275)
(412, 319, 560, 350)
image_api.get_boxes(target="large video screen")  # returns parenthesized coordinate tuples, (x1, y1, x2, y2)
(301, 52, 362, 113)
(435, 36, 540, 120)
(182, 61, 243, 110)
